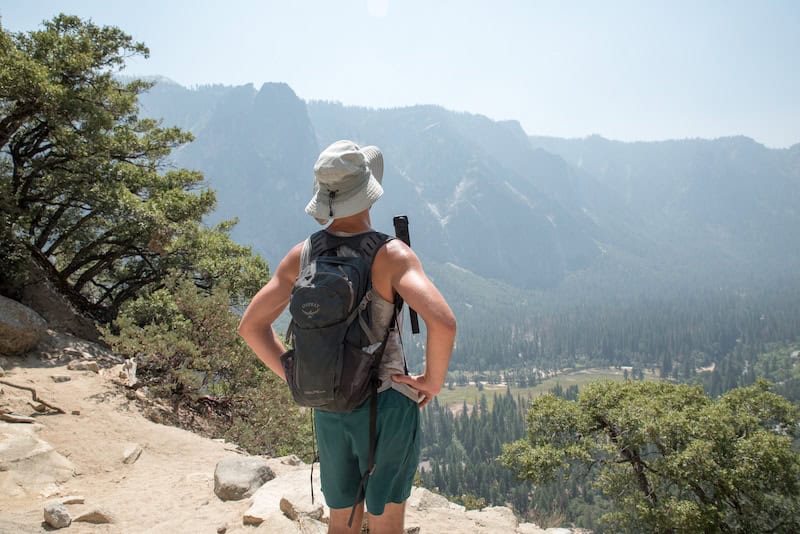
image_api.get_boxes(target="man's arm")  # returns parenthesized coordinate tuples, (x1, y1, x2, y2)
(237, 243, 303, 380)
(383, 241, 456, 407)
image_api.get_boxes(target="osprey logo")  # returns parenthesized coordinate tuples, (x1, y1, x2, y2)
(301, 302, 321, 318)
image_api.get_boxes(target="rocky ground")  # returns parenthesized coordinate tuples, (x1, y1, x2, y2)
(1, 306, 578, 533)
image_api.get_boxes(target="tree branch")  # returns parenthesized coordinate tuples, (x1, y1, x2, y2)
(44, 211, 100, 258)
(0, 379, 66, 414)
(602, 417, 658, 506)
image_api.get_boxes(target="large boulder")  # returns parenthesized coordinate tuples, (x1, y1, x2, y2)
(0, 423, 75, 497)
(0, 295, 47, 355)
(17, 258, 100, 341)
(213, 456, 275, 501)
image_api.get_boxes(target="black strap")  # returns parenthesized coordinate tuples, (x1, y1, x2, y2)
(346, 297, 402, 528)
(310, 409, 319, 504)
(310, 229, 393, 262)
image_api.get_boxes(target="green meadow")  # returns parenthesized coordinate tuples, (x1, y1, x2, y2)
(436, 367, 660, 411)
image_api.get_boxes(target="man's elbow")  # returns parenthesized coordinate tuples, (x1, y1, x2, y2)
(237, 318, 253, 339)
(439, 312, 457, 339)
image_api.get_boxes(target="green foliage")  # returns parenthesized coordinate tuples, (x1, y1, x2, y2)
(0, 15, 266, 320)
(457, 493, 486, 511)
(501, 380, 800, 533)
(103, 275, 311, 458)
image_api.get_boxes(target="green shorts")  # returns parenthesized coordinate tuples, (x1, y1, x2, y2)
(313, 388, 420, 515)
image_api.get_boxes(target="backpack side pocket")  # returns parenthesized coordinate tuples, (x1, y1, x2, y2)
(332, 343, 377, 411)
(289, 321, 349, 408)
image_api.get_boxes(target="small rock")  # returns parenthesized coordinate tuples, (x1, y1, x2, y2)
(405, 527, 421, 534)
(71, 410, 80, 416)
(122, 443, 143, 464)
(280, 454, 303, 466)
(43, 500, 71, 529)
(51, 375, 71, 383)
(60, 496, 85, 505)
(74, 506, 114, 524)
(242, 514, 263, 526)
(217, 527, 227, 534)
(280, 496, 324, 521)
(67, 360, 99, 372)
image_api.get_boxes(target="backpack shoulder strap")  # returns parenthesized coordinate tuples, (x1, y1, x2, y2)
(358, 231, 393, 267)
(299, 236, 313, 271)
(309, 230, 394, 265)
(307, 230, 332, 260)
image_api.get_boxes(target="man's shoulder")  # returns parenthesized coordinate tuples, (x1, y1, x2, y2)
(275, 241, 305, 281)
(374, 238, 416, 271)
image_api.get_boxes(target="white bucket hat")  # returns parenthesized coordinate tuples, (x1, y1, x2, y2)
(305, 140, 384, 225)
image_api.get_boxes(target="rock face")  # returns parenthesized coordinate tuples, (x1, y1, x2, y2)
(407, 486, 464, 512)
(17, 258, 100, 341)
(0, 423, 75, 497)
(213, 456, 275, 501)
(0, 296, 47, 356)
(245, 466, 325, 528)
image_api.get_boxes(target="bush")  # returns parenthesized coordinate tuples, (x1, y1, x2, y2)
(103, 274, 312, 458)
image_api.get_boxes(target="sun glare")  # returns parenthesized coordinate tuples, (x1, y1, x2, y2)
(367, 0, 389, 18)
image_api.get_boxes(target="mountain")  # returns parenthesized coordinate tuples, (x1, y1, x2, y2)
(136, 81, 800, 297)
(530, 135, 800, 285)
(138, 80, 322, 263)
(307, 102, 618, 288)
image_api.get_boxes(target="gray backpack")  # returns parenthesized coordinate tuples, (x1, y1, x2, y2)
(280, 229, 396, 412)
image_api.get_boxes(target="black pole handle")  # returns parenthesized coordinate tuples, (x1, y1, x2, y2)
(392, 215, 421, 334)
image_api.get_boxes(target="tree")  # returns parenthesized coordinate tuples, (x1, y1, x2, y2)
(0, 15, 266, 321)
(501, 380, 800, 533)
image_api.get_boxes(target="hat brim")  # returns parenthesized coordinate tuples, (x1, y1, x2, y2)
(305, 173, 384, 225)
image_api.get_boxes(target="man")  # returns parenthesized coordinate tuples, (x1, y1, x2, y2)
(238, 140, 456, 534)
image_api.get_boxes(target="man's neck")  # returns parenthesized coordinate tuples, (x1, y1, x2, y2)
(326, 210, 372, 233)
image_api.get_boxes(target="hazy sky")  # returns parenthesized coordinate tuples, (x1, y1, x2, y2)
(2, 1, 799, 147)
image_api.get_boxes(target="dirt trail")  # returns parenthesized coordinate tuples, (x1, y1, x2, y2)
(1, 356, 254, 533)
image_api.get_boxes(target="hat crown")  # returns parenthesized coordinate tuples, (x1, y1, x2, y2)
(314, 141, 368, 188)
(305, 140, 384, 225)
